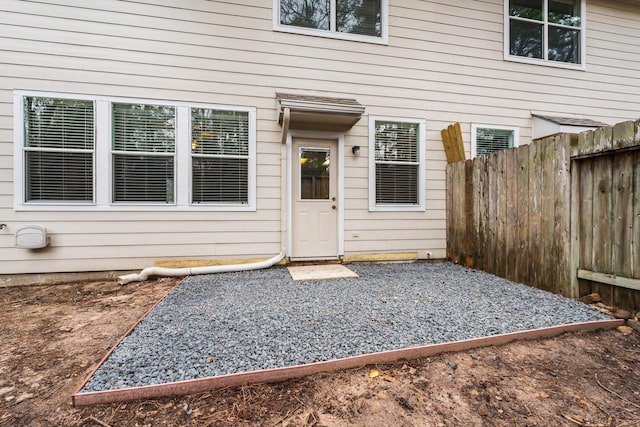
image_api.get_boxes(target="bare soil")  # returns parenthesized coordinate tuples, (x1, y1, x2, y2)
(1, 277, 639, 427)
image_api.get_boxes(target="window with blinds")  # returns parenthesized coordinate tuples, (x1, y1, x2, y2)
(112, 103, 176, 203)
(473, 127, 516, 157)
(23, 97, 95, 202)
(191, 108, 249, 204)
(373, 120, 420, 205)
(17, 93, 256, 210)
(277, 0, 385, 40)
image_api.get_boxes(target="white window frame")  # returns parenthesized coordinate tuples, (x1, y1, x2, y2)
(19, 94, 97, 205)
(504, 0, 586, 70)
(471, 124, 520, 158)
(14, 91, 256, 211)
(368, 115, 425, 212)
(273, 0, 389, 45)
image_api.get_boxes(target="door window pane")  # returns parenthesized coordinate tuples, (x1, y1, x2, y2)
(300, 148, 330, 200)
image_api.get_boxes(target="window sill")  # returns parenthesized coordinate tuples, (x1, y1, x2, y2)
(369, 205, 425, 212)
(273, 25, 388, 45)
(14, 203, 257, 212)
(504, 55, 586, 71)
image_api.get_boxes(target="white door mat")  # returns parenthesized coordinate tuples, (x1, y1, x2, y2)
(287, 264, 359, 281)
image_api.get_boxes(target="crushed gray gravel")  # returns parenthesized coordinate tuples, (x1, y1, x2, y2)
(81, 261, 609, 392)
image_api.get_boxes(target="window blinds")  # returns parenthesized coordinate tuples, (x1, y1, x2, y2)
(475, 128, 514, 156)
(24, 97, 94, 202)
(191, 109, 249, 204)
(112, 103, 175, 203)
(374, 120, 419, 205)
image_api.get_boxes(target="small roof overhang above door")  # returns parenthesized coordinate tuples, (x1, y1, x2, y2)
(532, 114, 609, 142)
(277, 93, 365, 136)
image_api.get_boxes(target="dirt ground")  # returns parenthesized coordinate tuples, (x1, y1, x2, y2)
(1, 277, 639, 427)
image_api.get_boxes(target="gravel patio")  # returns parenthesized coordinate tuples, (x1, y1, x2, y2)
(80, 261, 609, 393)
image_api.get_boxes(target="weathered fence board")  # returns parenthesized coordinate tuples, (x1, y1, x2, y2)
(505, 148, 518, 282)
(634, 150, 640, 280)
(577, 158, 594, 297)
(515, 145, 530, 284)
(446, 119, 640, 311)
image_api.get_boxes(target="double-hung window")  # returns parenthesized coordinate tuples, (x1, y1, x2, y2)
(112, 103, 176, 203)
(506, 0, 585, 68)
(471, 124, 519, 158)
(191, 108, 249, 204)
(23, 97, 95, 203)
(15, 92, 256, 211)
(275, 0, 388, 43)
(369, 116, 425, 211)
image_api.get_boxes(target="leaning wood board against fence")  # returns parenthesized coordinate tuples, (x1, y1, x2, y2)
(446, 119, 640, 312)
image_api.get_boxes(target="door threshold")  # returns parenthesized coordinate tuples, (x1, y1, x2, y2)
(287, 257, 342, 266)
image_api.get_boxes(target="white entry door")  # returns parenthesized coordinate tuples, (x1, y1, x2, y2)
(291, 138, 338, 259)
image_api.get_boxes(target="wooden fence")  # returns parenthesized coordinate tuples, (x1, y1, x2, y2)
(446, 119, 640, 311)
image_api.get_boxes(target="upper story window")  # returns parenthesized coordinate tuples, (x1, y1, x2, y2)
(471, 124, 519, 158)
(505, 0, 585, 69)
(275, 0, 388, 44)
(368, 116, 425, 211)
(15, 92, 256, 211)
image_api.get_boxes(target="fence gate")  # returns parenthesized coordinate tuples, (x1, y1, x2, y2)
(570, 123, 640, 311)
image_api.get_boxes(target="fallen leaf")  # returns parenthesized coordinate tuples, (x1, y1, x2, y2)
(369, 369, 380, 379)
(616, 325, 633, 336)
(381, 374, 396, 383)
(470, 389, 480, 396)
(535, 391, 549, 398)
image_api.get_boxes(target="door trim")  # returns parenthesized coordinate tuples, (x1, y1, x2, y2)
(286, 130, 344, 260)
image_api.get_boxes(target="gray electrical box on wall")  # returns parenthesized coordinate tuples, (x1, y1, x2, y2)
(15, 225, 49, 249)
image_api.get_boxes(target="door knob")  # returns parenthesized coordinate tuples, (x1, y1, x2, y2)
(332, 205, 336, 210)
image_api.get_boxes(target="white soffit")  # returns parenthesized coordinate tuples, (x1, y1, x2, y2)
(277, 93, 365, 132)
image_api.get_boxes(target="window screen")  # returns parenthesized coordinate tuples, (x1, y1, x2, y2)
(280, 0, 381, 37)
(475, 127, 515, 156)
(509, 0, 582, 64)
(191, 108, 249, 204)
(112, 103, 175, 203)
(374, 120, 420, 205)
(24, 97, 94, 202)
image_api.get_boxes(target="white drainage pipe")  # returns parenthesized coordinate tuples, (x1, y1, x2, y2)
(118, 251, 286, 285)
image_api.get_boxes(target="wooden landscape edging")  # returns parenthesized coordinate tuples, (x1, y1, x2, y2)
(72, 319, 623, 407)
(446, 118, 640, 311)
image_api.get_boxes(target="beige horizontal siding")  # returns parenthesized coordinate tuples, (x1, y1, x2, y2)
(1, 0, 639, 274)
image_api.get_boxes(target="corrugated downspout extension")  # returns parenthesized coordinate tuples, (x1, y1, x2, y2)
(117, 251, 286, 285)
